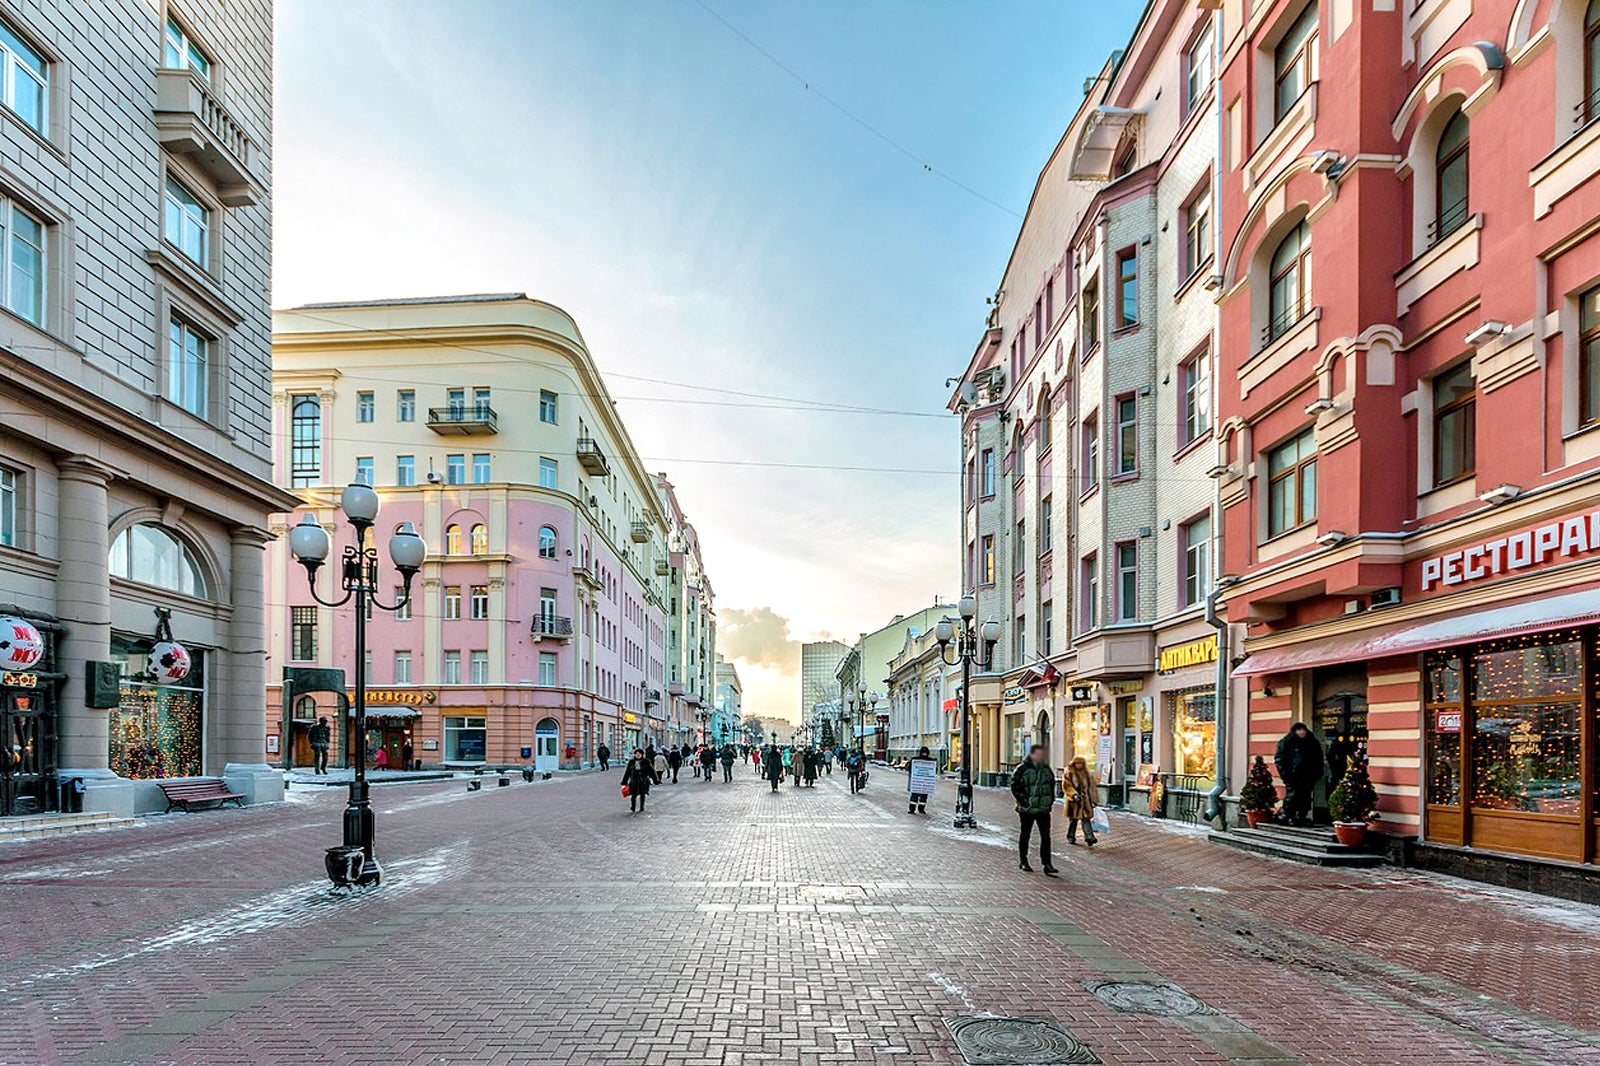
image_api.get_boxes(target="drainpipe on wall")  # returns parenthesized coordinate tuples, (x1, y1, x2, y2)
(1202, 585, 1230, 824)
(1202, 0, 1230, 828)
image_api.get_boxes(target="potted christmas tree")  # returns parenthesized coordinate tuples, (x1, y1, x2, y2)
(1238, 755, 1278, 828)
(1327, 749, 1379, 846)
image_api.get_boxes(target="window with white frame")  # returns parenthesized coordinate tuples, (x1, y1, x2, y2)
(1082, 414, 1100, 492)
(1040, 495, 1053, 555)
(354, 457, 373, 486)
(1185, 19, 1214, 115)
(1182, 516, 1211, 607)
(1040, 600, 1053, 656)
(1183, 185, 1211, 279)
(0, 21, 45, 134)
(539, 389, 558, 424)
(1081, 277, 1100, 353)
(469, 523, 487, 555)
(394, 588, 411, 621)
(539, 457, 558, 489)
(472, 452, 491, 483)
(980, 448, 996, 497)
(445, 454, 465, 485)
(162, 177, 208, 267)
(163, 14, 211, 82)
(0, 198, 44, 326)
(394, 650, 412, 684)
(538, 525, 558, 559)
(1081, 553, 1100, 631)
(0, 464, 16, 547)
(539, 652, 557, 687)
(396, 455, 414, 486)
(1115, 395, 1138, 475)
(444, 585, 461, 620)
(443, 651, 461, 686)
(1116, 541, 1138, 622)
(166, 313, 209, 419)
(443, 714, 484, 760)
(1182, 348, 1212, 446)
(470, 584, 488, 620)
(469, 650, 488, 685)
(397, 389, 415, 422)
(356, 390, 374, 423)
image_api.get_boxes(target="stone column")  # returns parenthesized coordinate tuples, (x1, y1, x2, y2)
(54, 456, 114, 770)
(222, 526, 283, 804)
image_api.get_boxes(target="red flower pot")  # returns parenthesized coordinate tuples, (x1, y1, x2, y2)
(1333, 821, 1367, 847)
(1244, 810, 1272, 828)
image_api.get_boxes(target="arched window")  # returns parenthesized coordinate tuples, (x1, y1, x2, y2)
(1037, 389, 1053, 454)
(289, 395, 320, 488)
(444, 523, 462, 556)
(538, 526, 558, 559)
(1586, 0, 1600, 126)
(295, 695, 317, 720)
(1433, 108, 1468, 244)
(469, 523, 488, 555)
(1011, 423, 1025, 484)
(108, 523, 207, 598)
(1267, 221, 1311, 343)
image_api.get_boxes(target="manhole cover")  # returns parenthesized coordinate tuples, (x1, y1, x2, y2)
(1084, 980, 1213, 1017)
(945, 1017, 1099, 1065)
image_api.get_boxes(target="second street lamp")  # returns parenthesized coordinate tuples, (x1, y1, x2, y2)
(935, 594, 1000, 830)
(289, 483, 425, 887)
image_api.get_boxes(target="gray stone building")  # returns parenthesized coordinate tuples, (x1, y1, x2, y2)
(0, 0, 290, 816)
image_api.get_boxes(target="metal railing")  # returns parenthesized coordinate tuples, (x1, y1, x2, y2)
(1260, 303, 1308, 350)
(1426, 196, 1469, 248)
(1157, 772, 1212, 825)
(427, 405, 498, 431)
(531, 614, 573, 638)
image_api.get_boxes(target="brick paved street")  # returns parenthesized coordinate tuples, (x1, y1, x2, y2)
(4, 767, 1600, 1066)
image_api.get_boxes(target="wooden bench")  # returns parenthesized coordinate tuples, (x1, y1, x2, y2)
(158, 779, 245, 813)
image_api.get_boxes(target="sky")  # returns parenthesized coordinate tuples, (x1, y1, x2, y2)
(273, 0, 1134, 722)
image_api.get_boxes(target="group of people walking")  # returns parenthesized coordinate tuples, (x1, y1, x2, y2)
(1011, 745, 1101, 875)
(618, 742, 740, 813)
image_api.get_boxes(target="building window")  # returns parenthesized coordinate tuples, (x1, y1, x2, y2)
(0, 199, 43, 326)
(166, 314, 209, 419)
(163, 14, 211, 81)
(444, 585, 461, 620)
(1185, 19, 1214, 114)
(469, 523, 488, 555)
(0, 465, 14, 547)
(1039, 397, 1053, 454)
(447, 388, 465, 417)
(444, 524, 462, 556)
(1014, 519, 1026, 571)
(443, 714, 485, 760)
(1266, 429, 1318, 536)
(1081, 277, 1100, 353)
(1040, 495, 1053, 555)
(472, 387, 491, 418)
(472, 452, 491, 484)
(442, 652, 462, 689)
(1582, 285, 1600, 427)
(354, 390, 374, 423)
(109, 522, 207, 597)
(1432, 109, 1469, 245)
(0, 22, 44, 133)
(1432, 362, 1476, 486)
(290, 395, 320, 488)
(354, 457, 373, 486)
(163, 177, 208, 267)
(979, 448, 996, 497)
(1115, 395, 1138, 475)
(539, 389, 559, 424)
(539, 652, 558, 687)
(439, 454, 461, 485)
(1081, 554, 1100, 631)
(1585, 0, 1600, 126)
(1116, 251, 1138, 328)
(1013, 615, 1026, 664)
(394, 651, 412, 684)
(1182, 516, 1211, 607)
(1040, 600, 1053, 656)
(980, 535, 996, 585)
(396, 455, 415, 486)
(1116, 541, 1138, 622)
(1082, 414, 1100, 492)
(539, 458, 558, 489)
(1172, 690, 1217, 779)
(290, 606, 316, 661)
(470, 584, 488, 620)
(397, 389, 415, 422)
(1273, 3, 1317, 123)
(1183, 186, 1212, 279)
(470, 650, 488, 685)
(1267, 221, 1311, 344)
(362, 650, 373, 684)
(538, 525, 558, 559)
(1181, 349, 1212, 446)
(394, 588, 411, 621)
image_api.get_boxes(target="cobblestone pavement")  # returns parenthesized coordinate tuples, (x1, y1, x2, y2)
(4, 765, 1600, 1065)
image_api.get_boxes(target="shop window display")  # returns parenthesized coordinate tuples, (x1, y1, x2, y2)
(109, 634, 203, 779)
(1424, 654, 1463, 807)
(1469, 639, 1581, 814)
(1171, 690, 1216, 780)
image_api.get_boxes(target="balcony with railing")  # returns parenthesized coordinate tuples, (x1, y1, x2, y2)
(576, 437, 610, 476)
(153, 69, 261, 206)
(1261, 301, 1311, 351)
(1426, 196, 1469, 250)
(427, 404, 499, 434)
(630, 521, 650, 543)
(531, 614, 573, 640)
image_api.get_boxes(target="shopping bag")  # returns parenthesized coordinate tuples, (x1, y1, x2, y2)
(1090, 807, 1111, 836)
(621, 784, 631, 798)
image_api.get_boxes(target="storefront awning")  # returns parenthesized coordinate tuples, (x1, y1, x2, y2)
(1235, 587, 1600, 677)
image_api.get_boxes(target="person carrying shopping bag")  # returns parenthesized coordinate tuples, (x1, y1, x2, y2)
(1061, 756, 1098, 848)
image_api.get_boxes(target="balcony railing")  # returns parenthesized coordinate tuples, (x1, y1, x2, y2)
(630, 521, 650, 543)
(576, 437, 610, 476)
(531, 614, 573, 639)
(153, 69, 260, 206)
(1426, 197, 1469, 249)
(644, 688, 662, 706)
(427, 405, 499, 435)
(1260, 303, 1310, 350)
(1575, 86, 1600, 130)
(655, 559, 670, 576)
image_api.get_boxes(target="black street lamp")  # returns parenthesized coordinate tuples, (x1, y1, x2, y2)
(289, 483, 426, 887)
(935, 594, 1000, 830)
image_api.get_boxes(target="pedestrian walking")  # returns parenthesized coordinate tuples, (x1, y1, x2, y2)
(1061, 756, 1098, 847)
(692, 744, 703, 779)
(597, 743, 611, 771)
(762, 744, 784, 792)
(720, 744, 736, 782)
(846, 749, 866, 794)
(401, 739, 414, 772)
(699, 744, 717, 782)
(652, 748, 669, 785)
(373, 745, 389, 771)
(907, 746, 932, 814)
(1011, 744, 1059, 875)
(1274, 722, 1325, 827)
(667, 746, 683, 784)
(621, 750, 653, 814)
(802, 748, 818, 787)
(308, 716, 330, 775)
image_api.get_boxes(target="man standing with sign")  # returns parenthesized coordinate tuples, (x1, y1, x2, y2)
(906, 746, 937, 815)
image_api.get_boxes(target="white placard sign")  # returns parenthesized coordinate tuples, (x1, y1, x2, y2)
(907, 758, 939, 795)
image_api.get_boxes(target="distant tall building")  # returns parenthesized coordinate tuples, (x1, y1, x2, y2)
(800, 641, 849, 723)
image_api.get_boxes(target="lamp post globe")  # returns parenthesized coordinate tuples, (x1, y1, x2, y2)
(389, 521, 426, 572)
(958, 594, 977, 621)
(289, 514, 330, 568)
(934, 618, 955, 645)
(340, 480, 380, 525)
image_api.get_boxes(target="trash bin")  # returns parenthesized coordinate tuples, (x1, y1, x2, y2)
(62, 777, 85, 814)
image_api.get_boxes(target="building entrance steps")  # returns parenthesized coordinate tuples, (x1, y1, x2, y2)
(1209, 820, 1385, 867)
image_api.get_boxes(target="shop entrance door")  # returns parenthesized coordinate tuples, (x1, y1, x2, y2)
(1, 689, 54, 816)
(1313, 665, 1369, 821)
(535, 719, 560, 772)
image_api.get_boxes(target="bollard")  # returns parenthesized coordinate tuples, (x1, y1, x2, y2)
(467, 779, 482, 792)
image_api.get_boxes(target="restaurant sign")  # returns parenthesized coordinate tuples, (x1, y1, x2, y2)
(1002, 686, 1028, 705)
(1157, 635, 1219, 674)
(351, 689, 436, 706)
(1420, 510, 1600, 591)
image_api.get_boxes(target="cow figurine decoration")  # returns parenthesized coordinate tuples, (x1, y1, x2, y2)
(0, 616, 44, 671)
(146, 640, 191, 684)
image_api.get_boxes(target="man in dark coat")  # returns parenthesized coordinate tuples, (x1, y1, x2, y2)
(666, 746, 683, 784)
(698, 744, 717, 783)
(1274, 722, 1325, 826)
(719, 744, 736, 782)
(308, 717, 331, 775)
(597, 743, 611, 771)
(1010, 744, 1059, 875)
(761, 744, 784, 792)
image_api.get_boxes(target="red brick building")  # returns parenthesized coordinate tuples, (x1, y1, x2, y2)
(1214, 0, 1600, 887)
